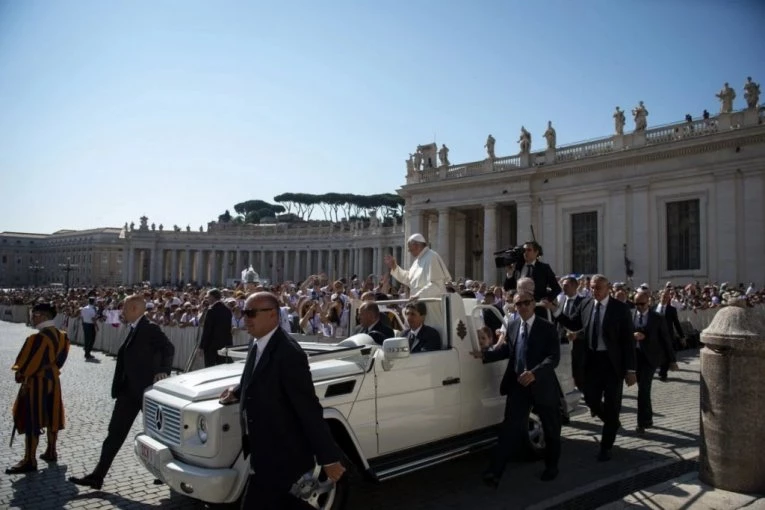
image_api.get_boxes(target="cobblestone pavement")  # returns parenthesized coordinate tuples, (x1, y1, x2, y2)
(0, 321, 701, 509)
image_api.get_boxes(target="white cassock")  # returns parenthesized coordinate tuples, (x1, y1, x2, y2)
(391, 247, 451, 329)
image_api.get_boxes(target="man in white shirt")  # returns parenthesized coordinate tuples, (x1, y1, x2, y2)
(384, 233, 451, 327)
(80, 297, 98, 360)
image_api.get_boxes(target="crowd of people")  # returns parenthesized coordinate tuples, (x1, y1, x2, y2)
(2, 231, 763, 504)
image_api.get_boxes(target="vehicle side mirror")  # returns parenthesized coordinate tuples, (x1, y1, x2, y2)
(381, 337, 410, 371)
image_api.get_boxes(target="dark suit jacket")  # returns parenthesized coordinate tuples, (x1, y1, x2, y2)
(657, 304, 684, 339)
(200, 301, 233, 352)
(482, 317, 560, 405)
(503, 260, 562, 302)
(556, 297, 636, 376)
(402, 325, 441, 353)
(112, 316, 175, 401)
(234, 328, 341, 485)
(354, 320, 395, 346)
(483, 304, 505, 337)
(633, 309, 674, 368)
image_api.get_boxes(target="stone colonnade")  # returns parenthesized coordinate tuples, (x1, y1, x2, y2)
(123, 244, 405, 286)
(405, 199, 531, 284)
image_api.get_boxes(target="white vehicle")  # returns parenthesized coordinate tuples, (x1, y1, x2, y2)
(134, 295, 582, 508)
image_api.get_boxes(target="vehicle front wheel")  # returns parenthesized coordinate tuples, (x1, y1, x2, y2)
(291, 462, 349, 510)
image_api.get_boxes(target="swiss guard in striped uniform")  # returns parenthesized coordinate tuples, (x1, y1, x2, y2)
(6, 302, 70, 474)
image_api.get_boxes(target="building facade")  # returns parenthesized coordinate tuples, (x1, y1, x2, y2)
(1, 220, 405, 287)
(399, 106, 765, 288)
(121, 217, 404, 286)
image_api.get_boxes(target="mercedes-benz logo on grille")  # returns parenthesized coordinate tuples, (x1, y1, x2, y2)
(155, 406, 164, 431)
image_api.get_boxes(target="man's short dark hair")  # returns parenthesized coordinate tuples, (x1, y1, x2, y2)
(360, 302, 380, 316)
(207, 288, 222, 301)
(523, 241, 543, 255)
(563, 276, 577, 286)
(404, 302, 427, 316)
(32, 302, 57, 319)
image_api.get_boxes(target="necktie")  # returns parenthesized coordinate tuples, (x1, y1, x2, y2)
(564, 298, 573, 316)
(251, 342, 259, 373)
(591, 303, 601, 351)
(525, 265, 533, 277)
(515, 321, 528, 374)
(637, 312, 643, 328)
(410, 332, 419, 351)
(123, 326, 135, 348)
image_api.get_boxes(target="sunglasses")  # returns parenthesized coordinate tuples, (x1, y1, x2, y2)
(514, 299, 534, 307)
(242, 308, 275, 318)
(635, 301, 649, 307)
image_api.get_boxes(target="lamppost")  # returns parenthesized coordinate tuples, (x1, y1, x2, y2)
(28, 261, 45, 287)
(59, 257, 79, 292)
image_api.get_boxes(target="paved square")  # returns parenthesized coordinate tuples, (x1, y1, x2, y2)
(0, 321, 701, 509)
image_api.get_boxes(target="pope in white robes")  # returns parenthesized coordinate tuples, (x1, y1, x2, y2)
(385, 233, 452, 329)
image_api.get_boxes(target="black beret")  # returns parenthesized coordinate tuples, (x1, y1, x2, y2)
(32, 302, 57, 317)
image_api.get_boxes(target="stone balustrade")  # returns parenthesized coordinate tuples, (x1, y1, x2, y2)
(407, 107, 763, 184)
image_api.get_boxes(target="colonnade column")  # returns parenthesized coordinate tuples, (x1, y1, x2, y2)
(271, 251, 278, 283)
(236, 250, 243, 278)
(453, 212, 466, 279)
(149, 248, 158, 284)
(405, 209, 423, 266)
(483, 204, 497, 284)
(437, 208, 451, 270)
(126, 248, 135, 284)
(170, 250, 178, 285)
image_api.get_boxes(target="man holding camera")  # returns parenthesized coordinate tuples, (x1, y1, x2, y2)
(503, 241, 561, 303)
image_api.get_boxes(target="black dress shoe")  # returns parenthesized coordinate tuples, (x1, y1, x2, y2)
(40, 451, 58, 462)
(636, 426, 646, 435)
(481, 472, 500, 489)
(5, 462, 37, 474)
(540, 468, 559, 481)
(69, 474, 103, 490)
(597, 449, 612, 462)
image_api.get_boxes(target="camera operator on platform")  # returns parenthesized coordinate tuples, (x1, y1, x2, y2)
(503, 241, 561, 303)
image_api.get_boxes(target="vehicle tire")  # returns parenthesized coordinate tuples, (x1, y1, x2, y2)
(526, 414, 547, 460)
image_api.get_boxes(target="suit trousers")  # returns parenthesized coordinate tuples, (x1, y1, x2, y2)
(82, 323, 96, 356)
(488, 385, 561, 478)
(93, 393, 142, 480)
(636, 349, 655, 427)
(203, 349, 228, 368)
(241, 474, 314, 510)
(584, 351, 623, 451)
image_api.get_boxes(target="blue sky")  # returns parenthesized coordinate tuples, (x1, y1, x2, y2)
(1, 0, 763, 233)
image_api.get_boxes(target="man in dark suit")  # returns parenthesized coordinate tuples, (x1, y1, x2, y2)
(547, 274, 636, 461)
(557, 276, 585, 390)
(197, 288, 233, 367)
(481, 290, 505, 340)
(503, 241, 561, 303)
(655, 288, 686, 381)
(219, 292, 345, 509)
(70, 294, 174, 490)
(473, 291, 561, 486)
(632, 291, 676, 433)
(354, 302, 395, 345)
(402, 302, 442, 353)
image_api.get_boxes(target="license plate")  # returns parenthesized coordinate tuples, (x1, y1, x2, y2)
(139, 441, 160, 475)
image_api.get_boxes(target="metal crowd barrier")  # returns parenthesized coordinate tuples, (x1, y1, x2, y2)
(0, 304, 31, 324)
(60, 317, 252, 371)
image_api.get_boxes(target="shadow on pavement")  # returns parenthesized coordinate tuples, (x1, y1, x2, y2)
(8, 462, 199, 509)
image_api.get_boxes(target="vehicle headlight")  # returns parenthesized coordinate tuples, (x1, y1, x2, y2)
(197, 415, 208, 443)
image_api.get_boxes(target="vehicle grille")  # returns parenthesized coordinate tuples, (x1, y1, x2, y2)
(144, 398, 182, 446)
